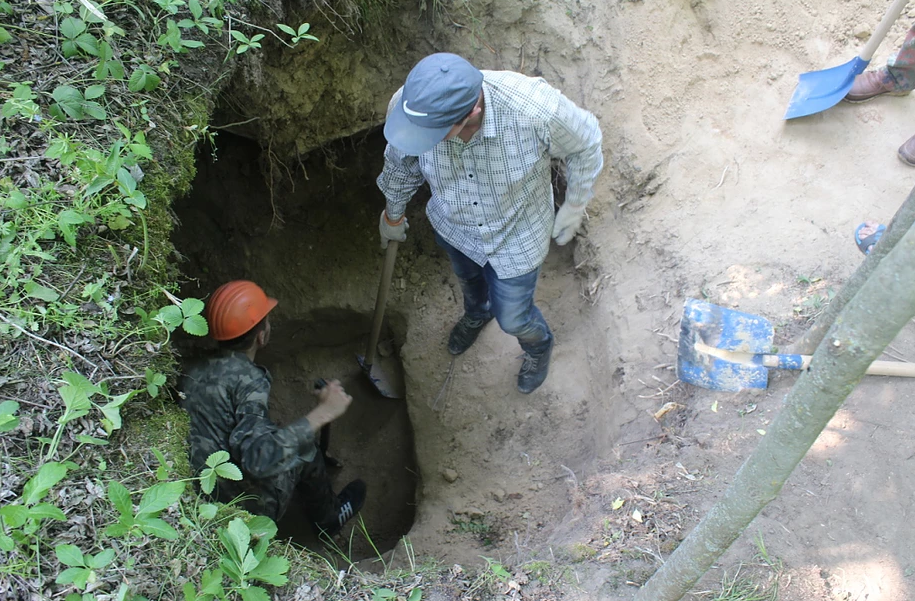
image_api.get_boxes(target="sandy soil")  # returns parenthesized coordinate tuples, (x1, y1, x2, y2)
(172, 0, 915, 598)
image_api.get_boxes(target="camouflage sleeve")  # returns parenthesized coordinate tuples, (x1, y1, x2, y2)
(227, 379, 317, 479)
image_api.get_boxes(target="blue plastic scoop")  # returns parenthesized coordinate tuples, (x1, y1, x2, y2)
(785, 0, 908, 119)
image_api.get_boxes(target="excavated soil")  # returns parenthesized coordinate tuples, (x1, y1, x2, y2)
(173, 0, 915, 597)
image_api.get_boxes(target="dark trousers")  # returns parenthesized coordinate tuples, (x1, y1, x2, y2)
(435, 233, 552, 355)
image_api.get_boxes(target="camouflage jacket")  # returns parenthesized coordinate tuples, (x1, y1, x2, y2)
(180, 350, 317, 520)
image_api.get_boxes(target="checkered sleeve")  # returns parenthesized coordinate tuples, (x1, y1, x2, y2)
(547, 93, 603, 208)
(376, 144, 425, 221)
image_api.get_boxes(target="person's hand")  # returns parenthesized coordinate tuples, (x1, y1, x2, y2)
(379, 210, 409, 249)
(307, 380, 352, 428)
(552, 203, 587, 245)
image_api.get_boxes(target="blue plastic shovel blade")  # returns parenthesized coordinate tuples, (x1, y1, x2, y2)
(681, 298, 774, 353)
(677, 299, 776, 391)
(678, 355, 770, 392)
(785, 56, 870, 119)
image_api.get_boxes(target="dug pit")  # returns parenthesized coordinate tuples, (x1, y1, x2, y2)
(171, 131, 418, 559)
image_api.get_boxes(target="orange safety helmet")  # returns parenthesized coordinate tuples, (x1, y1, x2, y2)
(206, 280, 278, 341)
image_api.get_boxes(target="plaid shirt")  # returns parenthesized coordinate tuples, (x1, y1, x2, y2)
(377, 70, 604, 279)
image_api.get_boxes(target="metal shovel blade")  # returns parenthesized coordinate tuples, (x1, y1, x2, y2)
(677, 298, 776, 392)
(784, 56, 869, 119)
(356, 353, 405, 399)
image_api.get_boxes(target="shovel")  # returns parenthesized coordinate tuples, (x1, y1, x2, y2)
(784, 0, 909, 119)
(356, 241, 405, 399)
(677, 298, 915, 391)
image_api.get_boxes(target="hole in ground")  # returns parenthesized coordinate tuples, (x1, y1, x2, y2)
(171, 131, 417, 560)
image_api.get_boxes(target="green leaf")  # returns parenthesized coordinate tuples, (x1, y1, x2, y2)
(56, 544, 86, 568)
(29, 502, 67, 521)
(297, 23, 312, 35)
(128, 142, 152, 160)
(22, 462, 68, 505)
(0, 505, 29, 528)
(0, 400, 19, 433)
(84, 84, 105, 100)
(372, 589, 397, 600)
(0, 534, 14, 552)
(408, 589, 423, 601)
(52, 85, 84, 120)
(0, 26, 12, 44)
(198, 503, 218, 520)
(182, 314, 209, 336)
(155, 305, 183, 328)
(87, 548, 115, 569)
(246, 516, 276, 540)
(199, 468, 216, 495)
(82, 101, 106, 120)
(75, 434, 109, 445)
(136, 515, 179, 539)
(180, 297, 205, 317)
(239, 586, 271, 601)
(224, 518, 251, 563)
(60, 17, 87, 39)
(128, 66, 161, 92)
(116, 167, 136, 193)
(215, 463, 242, 482)
(75, 32, 99, 56)
(248, 555, 288, 586)
(205, 450, 230, 467)
(85, 176, 114, 196)
(230, 30, 249, 43)
(108, 480, 132, 516)
(189, 0, 202, 19)
(137, 481, 185, 516)
(24, 281, 60, 302)
(0, 400, 18, 415)
(104, 522, 130, 537)
(277, 24, 295, 36)
(200, 569, 225, 596)
(55, 567, 89, 586)
(182, 582, 196, 601)
(182, 39, 204, 48)
(108, 214, 133, 230)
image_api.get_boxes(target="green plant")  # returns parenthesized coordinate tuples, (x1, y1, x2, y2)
(154, 294, 209, 336)
(49, 84, 107, 121)
(0, 462, 69, 552)
(128, 64, 162, 92)
(198, 450, 243, 495)
(54, 544, 116, 591)
(229, 29, 263, 53)
(277, 22, 318, 44)
(179, 516, 289, 601)
(105, 479, 186, 540)
(60, 17, 99, 56)
(0, 399, 19, 432)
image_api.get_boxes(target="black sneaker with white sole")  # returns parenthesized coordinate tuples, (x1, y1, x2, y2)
(315, 479, 366, 537)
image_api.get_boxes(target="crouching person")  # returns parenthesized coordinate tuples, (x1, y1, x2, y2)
(180, 280, 366, 536)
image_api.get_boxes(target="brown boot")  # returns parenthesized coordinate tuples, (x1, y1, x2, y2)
(844, 69, 910, 103)
(898, 133, 915, 167)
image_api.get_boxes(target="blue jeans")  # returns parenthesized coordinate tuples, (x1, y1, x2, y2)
(435, 233, 552, 355)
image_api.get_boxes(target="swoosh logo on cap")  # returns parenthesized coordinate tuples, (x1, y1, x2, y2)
(403, 100, 429, 117)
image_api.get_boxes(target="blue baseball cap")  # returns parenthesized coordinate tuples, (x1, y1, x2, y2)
(384, 53, 484, 156)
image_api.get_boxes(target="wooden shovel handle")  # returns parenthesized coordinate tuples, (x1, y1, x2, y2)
(860, 0, 910, 62)
(793, 355, 915, 377)
(364, 241, 399, 367)
(698, 343, 915, 377)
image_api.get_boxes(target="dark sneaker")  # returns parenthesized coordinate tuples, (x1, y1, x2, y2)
(315, 479, 366, 537)
(517, 338, 553, 394)
(448, 313, 494, 355)
(844, 70, 910, 103)
(899, 133, 915, 167)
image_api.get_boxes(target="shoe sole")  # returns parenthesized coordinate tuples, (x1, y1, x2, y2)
(898, 150, 915, 167)
(844, 91, 911, 104)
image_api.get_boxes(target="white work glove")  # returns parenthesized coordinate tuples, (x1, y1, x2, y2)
(551, 203, 587, 246)
(379, 210, 409, 249)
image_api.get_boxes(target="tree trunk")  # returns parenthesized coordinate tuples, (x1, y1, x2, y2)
(790, 185, 915, 354)
(633, 220, 915, 601)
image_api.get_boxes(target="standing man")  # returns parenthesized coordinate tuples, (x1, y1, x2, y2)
(180, 280, 366, 536)
(377, 53, 603, 393)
